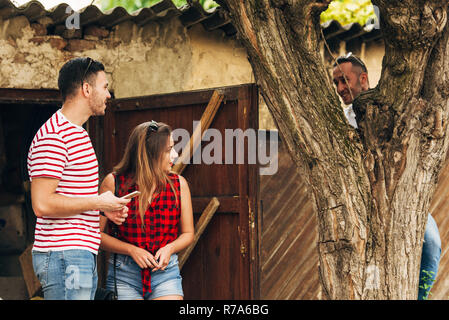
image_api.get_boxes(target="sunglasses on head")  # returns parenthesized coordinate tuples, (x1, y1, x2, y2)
(338, 52, 367, 71)
(81, 57, 93, 85)
(146, 120, 159, 138)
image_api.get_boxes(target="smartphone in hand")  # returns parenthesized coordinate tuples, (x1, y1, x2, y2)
(121, 191, 141, 199)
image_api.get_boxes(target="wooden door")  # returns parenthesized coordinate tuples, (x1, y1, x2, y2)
(91, 84, 260, 299)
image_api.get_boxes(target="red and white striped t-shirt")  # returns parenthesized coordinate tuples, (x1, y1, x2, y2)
(27, 110, 100, 255)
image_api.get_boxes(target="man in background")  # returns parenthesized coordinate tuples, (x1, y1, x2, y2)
(332, 53, 442, 300)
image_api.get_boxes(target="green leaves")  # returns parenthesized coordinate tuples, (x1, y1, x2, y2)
(419, 270, 436, 300)
(95, 0, 219, 13)
(96, 0, 375, 26)
(320, 0, 377, 26)
(201, 0, 220, 10)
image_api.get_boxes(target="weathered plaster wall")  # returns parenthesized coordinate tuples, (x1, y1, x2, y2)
(107, 19, 194, 98)
(362, 39, 384, 89)
(0, 15, 253, 98)
(186, 24, 254, 91)
(0, 16, 66, 89)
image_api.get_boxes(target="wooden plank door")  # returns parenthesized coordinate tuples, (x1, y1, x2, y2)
(91, 84, 260, 299)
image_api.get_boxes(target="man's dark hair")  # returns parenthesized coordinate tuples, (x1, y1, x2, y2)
(58, 57, 105, 102)
(334, 53, 368, 73)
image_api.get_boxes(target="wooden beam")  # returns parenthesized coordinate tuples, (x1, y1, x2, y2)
(171, 90, 224, 269)
(109, 85, 245, 112)
(19, 244, 41, 298)
(172, 89, 224, 175)
(178, 197, 220, 270)
(0, 88, 61, 104)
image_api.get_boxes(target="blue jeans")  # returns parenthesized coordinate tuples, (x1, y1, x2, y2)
(106, 253, 183, 300)
(418, 214, 441, 300)
(32, 249, 98, 300)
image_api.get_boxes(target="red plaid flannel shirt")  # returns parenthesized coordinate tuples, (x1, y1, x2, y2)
(108, 172, 181, 297)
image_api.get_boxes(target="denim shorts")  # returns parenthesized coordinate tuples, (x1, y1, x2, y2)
(106, 253, 183, 300)
(32, 249, 98, 300)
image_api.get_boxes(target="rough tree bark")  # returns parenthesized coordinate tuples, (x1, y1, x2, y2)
(217, 0, 449, 299)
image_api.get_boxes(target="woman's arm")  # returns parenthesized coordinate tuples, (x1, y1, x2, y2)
(100, 224, 158, 269)
(99, 174, 158, 269)
(154, 175, 194, 270)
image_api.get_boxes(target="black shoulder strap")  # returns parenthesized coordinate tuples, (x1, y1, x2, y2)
(112, 173, 119, 299)
(113, 173, 119, 197)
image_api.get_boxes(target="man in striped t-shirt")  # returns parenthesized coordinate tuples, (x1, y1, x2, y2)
(28, 57, 130, 300)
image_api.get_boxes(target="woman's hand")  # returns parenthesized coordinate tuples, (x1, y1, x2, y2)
(154, 243, 174, 271)
(103, 205, 129, 225)
(128, 245, 158, 269)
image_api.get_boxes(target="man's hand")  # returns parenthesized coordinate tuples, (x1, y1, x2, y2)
(97, 191, 130, 212)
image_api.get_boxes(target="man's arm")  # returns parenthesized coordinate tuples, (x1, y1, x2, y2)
(31, 177, 129, 218)
(98, 173, 129, 225)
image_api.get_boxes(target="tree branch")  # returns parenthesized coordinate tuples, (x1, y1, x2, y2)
(371, 1, 448, 110)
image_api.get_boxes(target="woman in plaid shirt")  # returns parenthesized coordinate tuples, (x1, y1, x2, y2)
(99, 121, 194, 300)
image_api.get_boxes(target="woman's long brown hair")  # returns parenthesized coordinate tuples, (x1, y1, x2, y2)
(113, 121, 178, 226)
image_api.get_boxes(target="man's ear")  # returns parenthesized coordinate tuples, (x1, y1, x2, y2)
(360, 72, 369, 90)
(81, 82, 90, 97)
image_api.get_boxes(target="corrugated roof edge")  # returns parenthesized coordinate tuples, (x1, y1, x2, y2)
(0, 0, 237, 35)
(0, 0, 382, 41)
(321, 19, 382, 42)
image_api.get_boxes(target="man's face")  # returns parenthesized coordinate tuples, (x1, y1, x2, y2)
(87, 71, 111, 116)
(332, 62, 366, 105)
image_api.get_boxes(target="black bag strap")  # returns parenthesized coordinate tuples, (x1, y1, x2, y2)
(113, 253, 118, 300)
(112, 173, 119, 300)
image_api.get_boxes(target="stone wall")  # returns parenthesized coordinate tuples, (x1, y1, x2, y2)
(0, 15, 253, 98)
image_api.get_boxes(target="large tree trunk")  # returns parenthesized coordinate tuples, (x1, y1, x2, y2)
(218, 0, 449, 299)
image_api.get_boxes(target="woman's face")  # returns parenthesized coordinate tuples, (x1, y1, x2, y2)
(162, 134, 178, 173)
